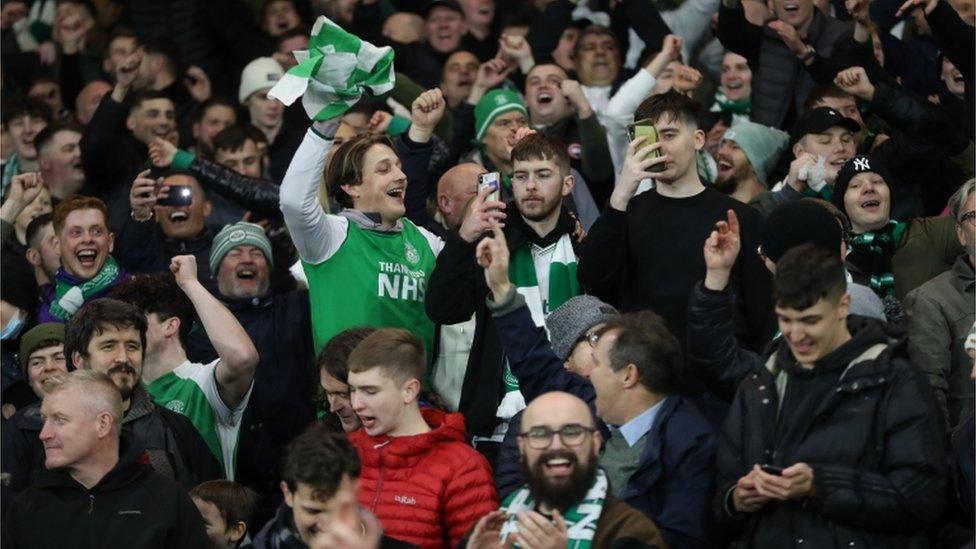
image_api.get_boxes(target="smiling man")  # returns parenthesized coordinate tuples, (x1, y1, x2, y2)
(35, 123, 85, 203)
(715, 244, 946, 547)
(345, 328, 498, 549)
(38, 196, 129, 323)
(713, 119, 788, 204)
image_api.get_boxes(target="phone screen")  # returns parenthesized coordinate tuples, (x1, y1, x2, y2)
(478, 172, 501, 204)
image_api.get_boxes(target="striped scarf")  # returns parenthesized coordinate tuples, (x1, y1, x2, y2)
(508, 233, 580, 326)
(848, 220, 907, 298)
(500, 469, 608, 548)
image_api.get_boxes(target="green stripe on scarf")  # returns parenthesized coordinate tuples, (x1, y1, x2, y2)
(508, 234, 580, 322)
(49, 256, 123, 321)
(848, 220, 907, 298)
(500, 469, 608, 548)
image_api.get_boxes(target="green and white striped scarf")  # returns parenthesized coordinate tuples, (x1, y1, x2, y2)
(500, 469, 608, 548)
(268, 16, 395, 121)
(848, 220, 907, 298)
(508, 234, 580, 327)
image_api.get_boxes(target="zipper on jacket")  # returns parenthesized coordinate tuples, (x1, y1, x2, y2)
(371, 441, 389, 512)
(88, 494, 94, 514)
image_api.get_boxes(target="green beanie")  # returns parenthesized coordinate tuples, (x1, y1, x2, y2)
(19, 323, 65, 376)
(474, 89, 528, 143)
(210, 222, 274, 275)
(721, 120, 788, 184)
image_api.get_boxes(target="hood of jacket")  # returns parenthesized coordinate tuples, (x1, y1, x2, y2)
(350, 407, 468, 464)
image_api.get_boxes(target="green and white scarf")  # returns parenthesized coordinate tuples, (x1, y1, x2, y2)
(49, 256, 124, 321)
(848, 220, 907, 298)
(500, 469, 608, 548)
(268, 16, 395, 121)
(714, 89, 751, 116)
(508, 234, 580, 327)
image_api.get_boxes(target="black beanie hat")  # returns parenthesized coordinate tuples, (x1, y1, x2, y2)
(831, 155, 893, 213)
(761, 199, 843, 263)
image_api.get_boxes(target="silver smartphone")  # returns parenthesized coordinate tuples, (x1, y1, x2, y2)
(478, 172, 501, 203)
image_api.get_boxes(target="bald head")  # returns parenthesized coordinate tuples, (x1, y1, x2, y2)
(437, 163, 485, 230)
(75, 81, 112, 125)
(522, 391, 595, 432)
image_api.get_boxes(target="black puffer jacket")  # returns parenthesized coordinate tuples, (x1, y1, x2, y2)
(714, 317, 947, 548)
(2, 431, 209, 549)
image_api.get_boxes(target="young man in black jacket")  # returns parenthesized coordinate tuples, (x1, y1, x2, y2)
(579, 91, 772, 351)
(715, 244, 946, 547)
(2, 370, 209, 548)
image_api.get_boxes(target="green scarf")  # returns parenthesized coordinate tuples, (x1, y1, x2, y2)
(802, 185, 833, 201)
(49, 256, 124, 321)
(714, 89, 751, 116)
(848, 220, 907, 298)
(500, 469, 608, 548)
(508, 234, 580, 324)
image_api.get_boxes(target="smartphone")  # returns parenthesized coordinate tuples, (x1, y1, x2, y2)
(478, 172, 500, 203)
(157, 185, 193, 207)
(760, 464, 784, 476)
(628, 122, 665, 173)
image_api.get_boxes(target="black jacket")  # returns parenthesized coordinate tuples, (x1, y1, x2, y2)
(2, 431, 210, 549)
(115, 220, 217, 293)
(424, 206, 583, 437)
(714, 317, 947, 548)
(1, 386, 222, 494)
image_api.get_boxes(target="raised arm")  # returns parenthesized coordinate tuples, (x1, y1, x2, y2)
(716, 0, 763, 63)
(170, 255, 257, 408)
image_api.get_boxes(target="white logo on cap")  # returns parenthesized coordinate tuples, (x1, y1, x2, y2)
(828, 109, 838, 116)
(854, 157, 870, 171)
(494, 94, 508, 106)
(228, 229, 247, 242)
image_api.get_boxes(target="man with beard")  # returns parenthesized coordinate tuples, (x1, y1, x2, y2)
(749, 107, 858, 217)
(427, 132, 585, 464)
(109, 255, 258, 480)
(713, 119, 788, 204)
(4, 299, 221, 494)
(465, 392, 666, 549)
(38, 196, 130, 323)
(34, 123, 86, 203)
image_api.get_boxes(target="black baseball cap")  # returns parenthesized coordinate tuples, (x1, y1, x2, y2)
(790, 107, 861, 145)
(426, 0, 463, 18)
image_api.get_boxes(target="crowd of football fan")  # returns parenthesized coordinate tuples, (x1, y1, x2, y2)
(0, 0, 974, 547)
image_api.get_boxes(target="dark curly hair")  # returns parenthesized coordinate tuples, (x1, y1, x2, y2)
(774, 243, 846, 311)
(281, 423, 361, 501)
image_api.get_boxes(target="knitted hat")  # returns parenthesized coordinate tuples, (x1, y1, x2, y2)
(830, 155, 893, 213)
(239, 57, 284, 103)
(721, 120, 789, 184)
(474, 89, 527, 143)
(545, 295, 619, 361)
(209, 222, 274, 275)
(761, 199, 842, 263)
(19, 323, 65, 376)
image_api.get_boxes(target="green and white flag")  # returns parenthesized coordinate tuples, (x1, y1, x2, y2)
(268, 16, 395, 121)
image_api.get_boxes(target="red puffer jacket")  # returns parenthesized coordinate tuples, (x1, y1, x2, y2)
(349, 408, 498, 549)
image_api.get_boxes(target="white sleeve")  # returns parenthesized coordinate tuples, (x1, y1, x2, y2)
(606, 70, 658, 120)
(279, 129, 349, 265)
(196, 360, 252, 427)
(661, 0, 721, 56)
(418, 226, 445, 256)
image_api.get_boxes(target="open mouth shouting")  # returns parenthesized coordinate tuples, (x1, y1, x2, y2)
(168, 210, 189, 227)
(536, 90, 554, 106)
(859, 198, 881, 213)
(386, 184, 406, 203)
(783, 2, 800, 13)
(76, 248, 98, 269)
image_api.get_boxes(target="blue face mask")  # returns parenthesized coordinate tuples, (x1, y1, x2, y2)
(0, 309, 26, 340)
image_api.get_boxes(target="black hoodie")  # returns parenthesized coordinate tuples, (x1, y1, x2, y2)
(2, 431, 209, 549)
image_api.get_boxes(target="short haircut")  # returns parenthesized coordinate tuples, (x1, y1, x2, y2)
(346, 328, 425, 386)
(189, 480, 258, 541)
(26, 212, 54, 250)
(162, 169, 206, 198)
(213, 124, 258, 154)
(317, 326, 377, 383)
(52, 194, 109, 235)
(108, 27, 139, 47)
(65, 299, 148, 369)
(511, 132, 571, 176)
(43, 370, 124, 433)
(141, 36, 182, 76)
(634, 89, 701, 129)
(1, 97, 53, 126)
(325, 133, 397, 208)
(598, 311, 681, 394)
(192, 97, 237, 125)
(774, 243, 847, 310)
(129, 90, 174, 114)
(804, 83, 855, 111)
(280, 423, 360, 500)
(57, 0, 95, 16)
(526, 62, 568, 80)
(110, 273, 195, 347)
(948, 178, 976, 222)
(573, 25, 618, 63)
(34, 122, 83, 155)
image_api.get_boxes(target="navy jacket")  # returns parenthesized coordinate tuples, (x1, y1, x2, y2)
(490, 290, 716, 549)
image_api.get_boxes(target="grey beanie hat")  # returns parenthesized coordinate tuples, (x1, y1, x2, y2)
(545, 295, 619, 360)
(209, 222, 274, 275)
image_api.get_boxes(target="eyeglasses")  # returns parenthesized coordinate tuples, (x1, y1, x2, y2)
(577, 331, 600, 349)
(961, 211, 976, 226)
(518, 424, 597, 450)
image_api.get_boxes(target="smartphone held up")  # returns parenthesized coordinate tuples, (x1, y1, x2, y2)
(628, 120, 666, 173)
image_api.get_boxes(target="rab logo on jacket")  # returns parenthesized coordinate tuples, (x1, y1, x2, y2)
(394, 495, 417, 506)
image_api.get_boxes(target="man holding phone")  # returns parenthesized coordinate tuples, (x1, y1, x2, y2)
(114, 169, 218, 292)
(579, 90, 773, 350)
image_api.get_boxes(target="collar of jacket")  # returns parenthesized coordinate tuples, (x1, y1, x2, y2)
(340, 208, 404, 234)
(123, 384, 156, 424)
(951, 254, 975, 294)
(504, 202, 582, 251)
(32, 429, 149, 491)
(163, 225, 215, 255)
(219, 292, 275, 312)
(616, 395, 678, 499)
(350, 407, 467, 462)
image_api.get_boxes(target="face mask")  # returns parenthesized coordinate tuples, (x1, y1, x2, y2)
(0, 309, 26, 340)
